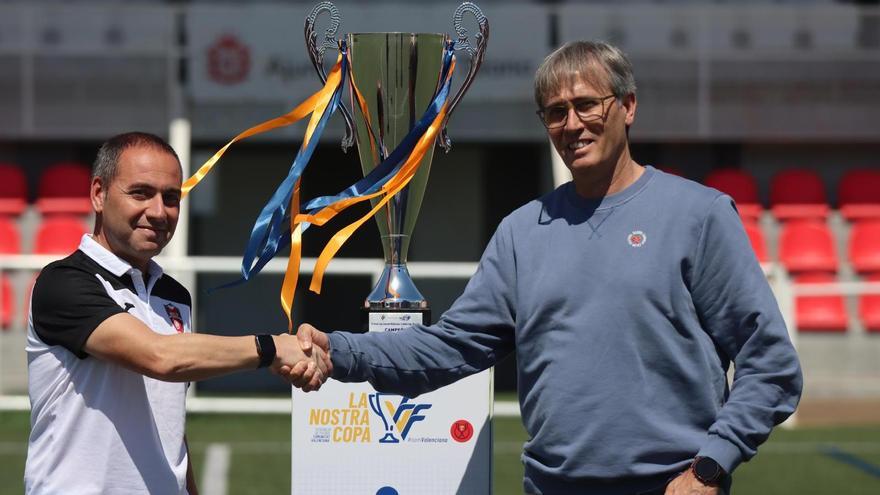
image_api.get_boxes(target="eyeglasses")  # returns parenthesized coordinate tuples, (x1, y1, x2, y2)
(536, 94, 617, 129)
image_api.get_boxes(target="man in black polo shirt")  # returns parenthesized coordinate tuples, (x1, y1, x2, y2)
(25, 132, 326, 495)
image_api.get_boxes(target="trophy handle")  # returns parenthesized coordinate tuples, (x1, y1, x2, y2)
(439, 2, 489, 153)
(304, 1, 355, 152)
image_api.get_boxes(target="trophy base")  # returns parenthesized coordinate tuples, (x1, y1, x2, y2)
(362, 307, 432, 333)
(378, 432, 400, 444)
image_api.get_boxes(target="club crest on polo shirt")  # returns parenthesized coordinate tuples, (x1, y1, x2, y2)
(164, 303, 184, 333)
(627, 230, 647, 247)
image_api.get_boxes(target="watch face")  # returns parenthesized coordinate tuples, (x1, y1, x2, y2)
(694, 457, 722, 483)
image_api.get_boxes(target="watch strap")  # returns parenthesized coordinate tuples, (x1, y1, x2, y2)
(254, 334, 276, 368)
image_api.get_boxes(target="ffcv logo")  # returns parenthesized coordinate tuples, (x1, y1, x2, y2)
(369, 393, 432, 443)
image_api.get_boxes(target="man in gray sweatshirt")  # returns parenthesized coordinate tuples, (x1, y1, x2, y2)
(291, 41, 802, 495)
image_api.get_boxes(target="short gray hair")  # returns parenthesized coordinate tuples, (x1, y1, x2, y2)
(92, 132, 180, 187)
(534, 40, 637, 107)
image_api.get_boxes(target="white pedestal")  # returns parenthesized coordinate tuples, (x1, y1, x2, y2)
(291, 321, 494, 494)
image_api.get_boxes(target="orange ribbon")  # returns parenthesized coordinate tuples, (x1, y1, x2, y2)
(347, 50, 382, 163)
(280, 178, 304, 330)
(180, 53, 344, 199)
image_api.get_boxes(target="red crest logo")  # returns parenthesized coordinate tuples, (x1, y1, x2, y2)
(207, 34, 250, 85)
(627, 230, 646, 247)
(164, 304, 184, 333)
(450, 419, 474, 443)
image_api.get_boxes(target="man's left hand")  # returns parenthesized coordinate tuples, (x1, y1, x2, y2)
(664, 468, 720, 495)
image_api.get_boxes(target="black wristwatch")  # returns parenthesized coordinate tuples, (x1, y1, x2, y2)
(692, 456, 726, 485)
(254, 334, 277, 368)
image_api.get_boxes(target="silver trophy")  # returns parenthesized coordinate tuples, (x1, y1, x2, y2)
(305, 2, 488, 326)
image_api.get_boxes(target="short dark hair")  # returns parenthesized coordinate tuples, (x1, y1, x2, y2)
(534, 40, 637, 107)
(92, 132, 180, 186)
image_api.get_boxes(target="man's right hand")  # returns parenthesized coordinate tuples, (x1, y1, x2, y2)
(272, 333, 328, 392)
(280, 323, 333, 390)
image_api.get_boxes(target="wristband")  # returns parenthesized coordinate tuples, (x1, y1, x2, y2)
(254, 334, 276, 368)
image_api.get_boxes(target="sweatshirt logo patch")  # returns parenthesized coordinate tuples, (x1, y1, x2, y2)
(627, 231, 646, 247)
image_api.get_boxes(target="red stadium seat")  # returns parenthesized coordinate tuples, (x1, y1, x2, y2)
(33, 216, 88, 255)
(22, 216, 87, 326)
(36, 162, 92, 215)
(795, 273, 848, 332)
(735, 204, 763, 223)
(778, 221, 838, 274)
(859, 274, 880, 333)
(743, 222, 768, 263)
(848, 221, 880, 274)
(0, 217, 21, 255)
(0, 162, 28, 216)
(0, 218, 20, 330)
(839, 169, 880, 221)
(1, 275, 13, 330)
(769, 169, 829, 221)
(704, 169, 760, 203)
(704, 169, 762, 222)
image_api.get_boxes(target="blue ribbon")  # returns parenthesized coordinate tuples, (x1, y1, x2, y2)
(212, 44, 349, 290)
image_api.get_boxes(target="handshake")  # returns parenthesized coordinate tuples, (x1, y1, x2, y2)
(270, 324, 332, 392)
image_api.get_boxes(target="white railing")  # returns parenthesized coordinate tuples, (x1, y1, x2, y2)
(9, 250, 880, 420)
(0, 255, 803, 418)
(9, 254, 880, 419)
(9, 253, 880, 426)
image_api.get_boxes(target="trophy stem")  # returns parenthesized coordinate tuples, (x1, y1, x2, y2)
(383, 233, 407, 265)
(364, 233, 431, 328)
(365, 261, 427, 310)
(363, 260, 431, 329)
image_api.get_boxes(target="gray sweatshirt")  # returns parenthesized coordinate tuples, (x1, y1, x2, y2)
(329, 166, 802, 494)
